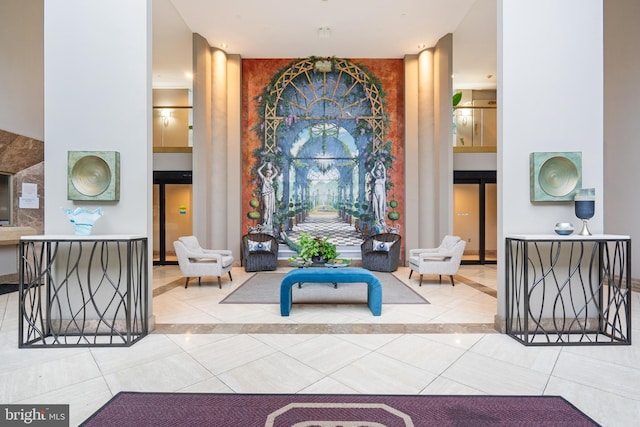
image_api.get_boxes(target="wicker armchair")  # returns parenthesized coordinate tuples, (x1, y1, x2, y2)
(242, 233, 279, 272)
(360, 233, 402, 272)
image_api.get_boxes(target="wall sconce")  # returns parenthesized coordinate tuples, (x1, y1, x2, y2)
(161, 109, 172, 126)
(456, 108, 472, 126)
(317, 27, 331, 39)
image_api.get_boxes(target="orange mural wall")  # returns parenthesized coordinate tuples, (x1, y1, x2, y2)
(241, 58, 405, 239)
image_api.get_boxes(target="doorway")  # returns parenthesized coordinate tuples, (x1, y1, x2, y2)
(453, 171, 497, 264)
(153, 171, 192, 265)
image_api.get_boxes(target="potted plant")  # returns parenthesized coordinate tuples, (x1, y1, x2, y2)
(296, 231, 339, 263)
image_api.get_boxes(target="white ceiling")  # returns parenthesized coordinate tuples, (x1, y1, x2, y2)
(153, 0, 496, 91)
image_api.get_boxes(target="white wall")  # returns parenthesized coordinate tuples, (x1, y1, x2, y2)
(498, 0, 604, 317)
(604, 0, 640, 280)
(454, 153, 497, 171)
(44, 0, 152, 237)
(153, 153, 192, 171)
(0, 0, 43, 140)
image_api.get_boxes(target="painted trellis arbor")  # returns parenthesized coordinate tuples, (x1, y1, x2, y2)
(250, 57, 396, 238)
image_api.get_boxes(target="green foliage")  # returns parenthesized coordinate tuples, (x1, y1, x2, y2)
(295, 232, 339, 262)
(453, 91, 463, 107)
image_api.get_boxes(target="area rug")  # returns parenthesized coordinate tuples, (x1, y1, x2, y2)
(0, 284, 19, 296)
(80, 392, 599, 427)
(220, 272, 428, 305)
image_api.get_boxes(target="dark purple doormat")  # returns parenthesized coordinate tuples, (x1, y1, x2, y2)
(80, 392, 599, 427)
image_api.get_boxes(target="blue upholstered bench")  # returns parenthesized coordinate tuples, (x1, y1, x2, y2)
(280, 267, 382, 316)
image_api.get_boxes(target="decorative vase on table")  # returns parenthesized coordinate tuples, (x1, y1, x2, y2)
(63, 207, 103, 236)
(574, 188, 595, 236)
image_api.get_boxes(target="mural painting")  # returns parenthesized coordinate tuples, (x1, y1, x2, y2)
(242, 57, 404, 252)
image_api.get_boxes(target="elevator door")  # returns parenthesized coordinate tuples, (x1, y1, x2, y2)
(153, 171, 192, 265)
(453, 171, 497, 264)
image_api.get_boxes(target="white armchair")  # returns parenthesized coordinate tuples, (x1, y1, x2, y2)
(408, 235, 466, 286)
(173, 236, 234, 289)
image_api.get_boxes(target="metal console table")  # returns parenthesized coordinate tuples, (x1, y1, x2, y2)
(19, 235, 148, 348)
(505, 234, 631, 346)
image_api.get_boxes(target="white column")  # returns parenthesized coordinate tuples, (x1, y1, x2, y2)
(434, 34, 454, 239)
(497, 0, 604, 319)
(210, 49, 228, 249)
(403, 55, 419, 261)
(44, 0, 152, 237)
(226, 54, 242, 256)
(418, 49, 436, 247)
(43, 0, 153, 322)
(192, 33, 213, 244)
(604, 0, 640, 280)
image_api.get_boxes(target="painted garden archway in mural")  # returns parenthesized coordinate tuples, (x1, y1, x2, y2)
(244, 57, 403, 251)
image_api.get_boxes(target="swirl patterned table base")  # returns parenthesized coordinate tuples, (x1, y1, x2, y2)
(19, 235, 148, 348)
(505, 234, 631, 346)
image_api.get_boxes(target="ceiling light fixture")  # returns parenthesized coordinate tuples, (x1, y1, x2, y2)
(317, 27, 331, 39)
(417, 43, 426, 50)
(220, 43, 228, 49)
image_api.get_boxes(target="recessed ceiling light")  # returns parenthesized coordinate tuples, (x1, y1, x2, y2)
(220, 43, 228, 49)
(417, 43, 426, 50)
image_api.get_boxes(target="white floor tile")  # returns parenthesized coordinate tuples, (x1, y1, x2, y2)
(469, 334, 562, 374)
(188, 334, 278, 375)
(250, 333, 318, 351)
(376, 334, 467, 375)
(551, 351, 640, 398)
(328, 352, 436, 394)
(16, 377, 113, 427)
(217, 352, 324, 393)
(178, 376, 234, 393)
(335, 334, 403, 351)
(440, 351, 549, 395)
(3, 263, 639, 427)
(166, 333, 237, 351)
(419, 333, 485, 350)
(280, 335, 372, 374)
(544, 376, 640, 426)
(89, 334, 186, 375)
(299, 376, 360, 394)
(419, 376, 486, 395)
(103, 352, 214, 394)
(0, 352, 102, 403)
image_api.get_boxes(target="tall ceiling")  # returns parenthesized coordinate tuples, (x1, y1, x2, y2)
(153, 0, 496, 91)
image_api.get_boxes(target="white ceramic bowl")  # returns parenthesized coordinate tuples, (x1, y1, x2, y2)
(554, 222, 574, 235)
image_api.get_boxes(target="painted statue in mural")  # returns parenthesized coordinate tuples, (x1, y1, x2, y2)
(372, 159, 387, 230)
(257, 161, 279, 228)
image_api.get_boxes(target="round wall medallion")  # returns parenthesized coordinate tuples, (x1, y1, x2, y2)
(70, 155, 112, 197)
(538, 156, 579, 197)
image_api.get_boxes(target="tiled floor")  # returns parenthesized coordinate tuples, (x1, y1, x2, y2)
(0, 265, 638, 426)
